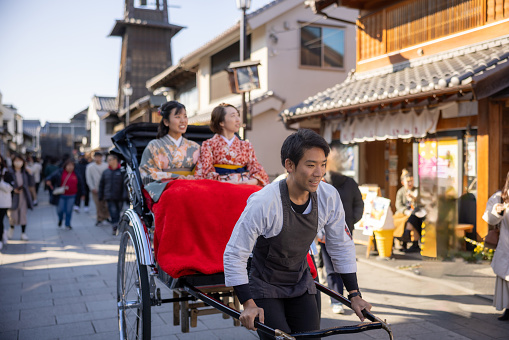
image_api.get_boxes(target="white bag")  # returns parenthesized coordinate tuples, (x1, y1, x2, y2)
(52, 173, 71, 196)
(52, 186, 66, 195)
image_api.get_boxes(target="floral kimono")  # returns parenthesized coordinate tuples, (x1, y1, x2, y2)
(140, 135, 200, 201)
(194, 134, 269, 186)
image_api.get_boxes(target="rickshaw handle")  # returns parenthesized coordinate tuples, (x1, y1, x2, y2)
(315, 281, 394, 340)
(183, 281, 295, 340)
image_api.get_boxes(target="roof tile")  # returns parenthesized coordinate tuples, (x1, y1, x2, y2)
(282, 36, 509, 119)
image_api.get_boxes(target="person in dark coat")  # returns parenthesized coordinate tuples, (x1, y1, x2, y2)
(46, 159, 85, 230)
(73, 154, 90, 213)
(319, 147, 364, 314)
(99, 154, 126, 235)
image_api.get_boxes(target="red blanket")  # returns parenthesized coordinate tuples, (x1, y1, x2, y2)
(153, 179, 260, 278)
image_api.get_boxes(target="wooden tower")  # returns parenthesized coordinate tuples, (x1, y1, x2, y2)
(110, 0, 183, 115)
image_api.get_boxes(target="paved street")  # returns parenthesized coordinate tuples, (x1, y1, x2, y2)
(1, 191, 509, 340)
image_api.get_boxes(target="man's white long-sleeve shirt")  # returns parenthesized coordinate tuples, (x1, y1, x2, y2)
(224, 180, 357, 288)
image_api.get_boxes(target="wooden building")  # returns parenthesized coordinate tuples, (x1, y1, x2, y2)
(284, 0, 509, 240)
(109, 0, 183, 128)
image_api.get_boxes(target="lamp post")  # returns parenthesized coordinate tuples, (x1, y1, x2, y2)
(123, 83, 133, 126)
(236, 0, 251, 138)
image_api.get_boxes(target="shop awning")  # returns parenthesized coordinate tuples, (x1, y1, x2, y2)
(281, 35, 509, 124)
(326, 107, 439, 144)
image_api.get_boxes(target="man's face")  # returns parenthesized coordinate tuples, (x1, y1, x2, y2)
(94, 155, 102, 164)
(286, 147, 326, 193)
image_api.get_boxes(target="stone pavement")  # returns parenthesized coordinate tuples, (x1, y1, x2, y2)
(1, 191, 508, 339)
(353, 233, 497, 298)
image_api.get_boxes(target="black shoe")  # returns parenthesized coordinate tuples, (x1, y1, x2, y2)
(95, 221, 102, 227)
(404, 244, 421, 253)
(498, 309, 509, 321)
(112, 226, 118, 236)
(58, 220, 62, 227)
(66, 225, 72, 230)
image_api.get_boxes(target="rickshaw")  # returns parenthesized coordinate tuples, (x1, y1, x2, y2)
(112, 123, 394, 340)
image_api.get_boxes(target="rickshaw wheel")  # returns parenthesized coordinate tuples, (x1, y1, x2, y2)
(117, 219, 151, 340)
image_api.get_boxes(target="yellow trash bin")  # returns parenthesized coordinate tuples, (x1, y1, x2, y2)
(373, 229, 394, 258)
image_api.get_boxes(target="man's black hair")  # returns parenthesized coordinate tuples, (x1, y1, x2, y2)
(280, 129, 330, 167)
(107, 153, 119, 161)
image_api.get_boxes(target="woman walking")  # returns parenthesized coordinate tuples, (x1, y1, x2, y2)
(7, 154, 35, 241)
(0, 155, 14, 250)
(46, 159, 84, 230)
(483, 171, 509, 321)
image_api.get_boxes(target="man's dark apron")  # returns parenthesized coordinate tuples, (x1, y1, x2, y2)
(249, 179, 318, 299)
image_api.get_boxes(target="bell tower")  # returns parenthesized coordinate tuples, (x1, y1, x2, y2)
(110, 0, 183, 118)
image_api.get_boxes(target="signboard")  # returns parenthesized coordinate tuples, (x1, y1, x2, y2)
(418, 140, 437, 178)
(437, 139, 459, 197)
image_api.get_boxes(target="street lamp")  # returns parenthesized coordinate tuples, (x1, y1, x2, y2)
(123, 83, 133, 126)
(236, 0, 251, 138)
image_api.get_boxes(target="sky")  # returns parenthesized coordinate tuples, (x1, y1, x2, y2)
(0, 0, 274, 124)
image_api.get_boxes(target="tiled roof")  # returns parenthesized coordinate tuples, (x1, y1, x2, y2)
(92, 96, 117, 112)
(282, 36, 509, 120)
(23, 120, 41, 138)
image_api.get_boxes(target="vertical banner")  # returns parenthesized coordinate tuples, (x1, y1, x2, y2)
(418, 140, 438, 258)
(437, 139, 459, 197)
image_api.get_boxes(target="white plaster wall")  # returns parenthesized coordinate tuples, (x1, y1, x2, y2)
(188, 2, 358, 177)
(87, 105, 101, 150)
(266, 5, 358, 110)
(98, 111, 114, 150)
(247, 108, 290, 179)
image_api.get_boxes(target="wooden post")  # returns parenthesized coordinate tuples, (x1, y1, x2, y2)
(476, 99, 501, 239)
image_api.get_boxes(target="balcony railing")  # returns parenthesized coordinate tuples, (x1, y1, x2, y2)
(358, 0, 509, 61)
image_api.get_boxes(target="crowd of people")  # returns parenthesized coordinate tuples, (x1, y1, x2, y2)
(0, 149, 128, 251)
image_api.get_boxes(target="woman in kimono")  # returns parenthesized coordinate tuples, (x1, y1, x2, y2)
(139, 101, 200, 202)
(194, 103, 269, 186)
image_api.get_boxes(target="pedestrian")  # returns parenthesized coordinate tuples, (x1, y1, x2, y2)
(7, 154, 35, 241)
(26, 154, 42, 204)
(86, 151, 110, 226)
(99, 154, 126, 235)
(483, 171, 509, 321)
(194, 103, 269, 186)
(319, 146, 364, 314)
(43, 157, 59, 203)
(0, 154, 15, 250)
(74, 153, 90, 213)
(224, 129, 371, 338)
(46, 159, 85, 230)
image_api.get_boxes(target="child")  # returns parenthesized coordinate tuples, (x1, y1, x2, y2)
(99, 154, 126, 235)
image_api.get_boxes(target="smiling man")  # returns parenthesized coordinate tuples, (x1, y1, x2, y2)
(224, 129, 371, 339)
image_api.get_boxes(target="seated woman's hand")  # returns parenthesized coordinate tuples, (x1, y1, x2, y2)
(238, 178, 259, 186)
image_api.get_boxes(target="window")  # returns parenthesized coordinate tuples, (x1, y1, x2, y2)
(301, 26, 344, 68)
(106, 121, 116, 135)
(134, 0, 163, 10)
(210, 37, 251, 102)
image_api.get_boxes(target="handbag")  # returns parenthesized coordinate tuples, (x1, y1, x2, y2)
(53, 173, 71, 196)
(484, 227, 500, 250)
(484, 196, 502, 250)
